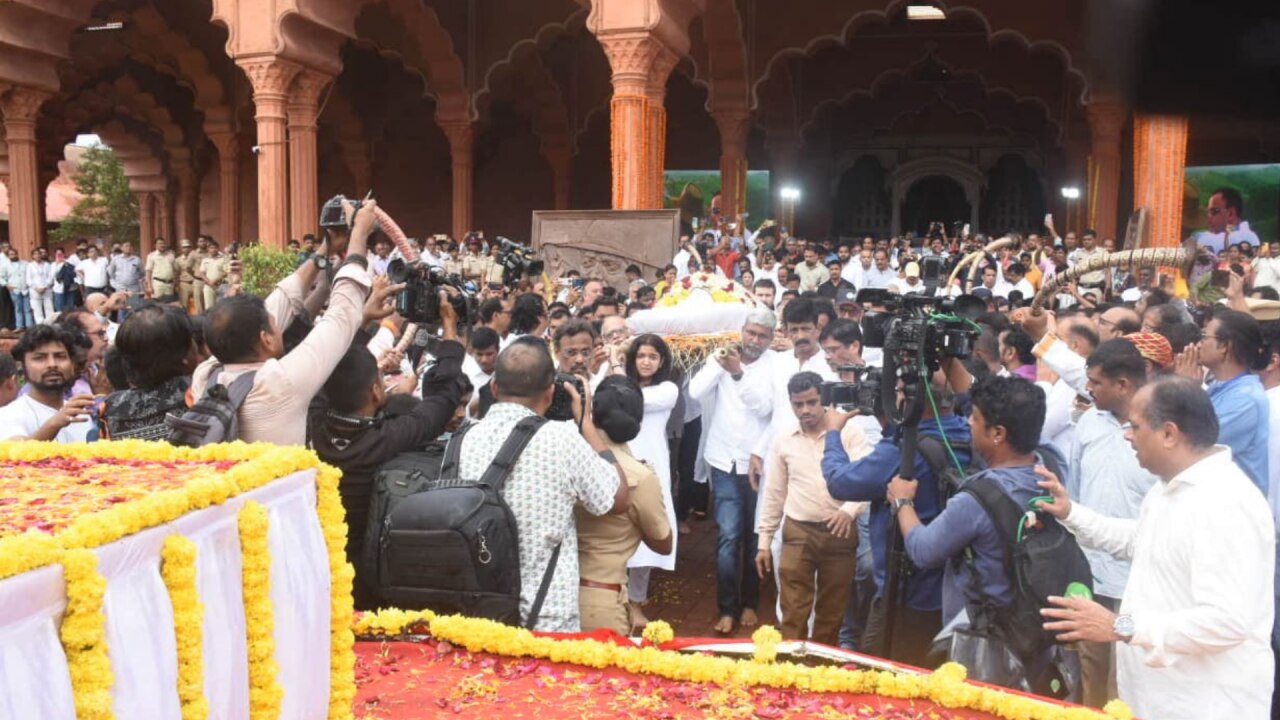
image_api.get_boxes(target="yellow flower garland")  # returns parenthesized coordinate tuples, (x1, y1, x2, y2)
(60, 549, 114, 720)
(316, 465, 356, 720)
(641, 619, 674, 646)
(750, 625, 781, 664)
(239, 502, 282, 720)
(353, 609, 1134, 720)
(161, 535, 208, 720)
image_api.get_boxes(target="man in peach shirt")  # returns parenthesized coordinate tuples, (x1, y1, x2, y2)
(191, 200, 395, 445)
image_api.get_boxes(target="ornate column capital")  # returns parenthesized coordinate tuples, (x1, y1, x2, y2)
(1086, 99, 1128, 147)
(598, 32, 678, 96)
(207, 128, 239, 161)
(287, 70, 333, 128)
(712, 108, 752, 155)
(439, 120, 475, 153)
(237, 57, 303, 102)
(0, 86, 53, 140)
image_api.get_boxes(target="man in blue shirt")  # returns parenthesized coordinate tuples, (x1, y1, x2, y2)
(823, 364, 972, 667)
(1194, 310, 1270, 493)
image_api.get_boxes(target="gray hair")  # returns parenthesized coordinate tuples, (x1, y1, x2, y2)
(744, 308, 777, 330)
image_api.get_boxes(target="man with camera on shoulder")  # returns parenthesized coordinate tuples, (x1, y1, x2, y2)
(822, 357, 975, 666)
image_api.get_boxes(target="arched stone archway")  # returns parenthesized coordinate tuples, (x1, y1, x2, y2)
(889, 156, 983, 235)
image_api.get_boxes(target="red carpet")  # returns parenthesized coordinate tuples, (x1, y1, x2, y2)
(353, 639, 1001, 719)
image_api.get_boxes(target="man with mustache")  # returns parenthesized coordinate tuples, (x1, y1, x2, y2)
(0, 324, 96, 442)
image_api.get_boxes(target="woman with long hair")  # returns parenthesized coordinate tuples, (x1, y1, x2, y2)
(609, 333, 679, 629)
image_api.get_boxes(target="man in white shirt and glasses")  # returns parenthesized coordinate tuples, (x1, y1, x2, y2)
(1036, 376, 1275, 720)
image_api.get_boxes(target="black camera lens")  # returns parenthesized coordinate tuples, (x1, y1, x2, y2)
(387, 258, 410, 284)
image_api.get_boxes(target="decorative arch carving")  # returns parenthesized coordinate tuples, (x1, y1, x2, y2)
(700, 0, 750, 113)
(889, 156, 986, 235)
(472, 11, 585, 121)
(352, 0, 470, 121)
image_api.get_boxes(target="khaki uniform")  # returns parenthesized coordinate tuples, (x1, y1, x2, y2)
(187, 249, 208, 313)
(574, 441, 671, 634)
(199, 254, 229, 309)
(146, 250, 179, 301)
(176, 250, 196, 311)
(484, 256, 506, 286)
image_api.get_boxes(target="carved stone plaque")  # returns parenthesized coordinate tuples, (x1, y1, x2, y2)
(531, 210, 681, 292)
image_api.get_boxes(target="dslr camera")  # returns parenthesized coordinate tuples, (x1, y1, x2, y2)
(821, 365, 883, 415)
(546, 373, 585, 423)
(387, 260, 473, 327)
(319, 193, 371, 232)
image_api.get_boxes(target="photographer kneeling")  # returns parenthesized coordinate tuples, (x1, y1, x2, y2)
(823, 360, 973, 666)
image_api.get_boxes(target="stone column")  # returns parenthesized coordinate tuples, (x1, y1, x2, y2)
(135, 191, 155, 254)
(440, 119, 474, 241)
(766, 132, 802, 233)
(1086, 98, 1127, 242)
(713, 108, 751, 221)
(155, 190, 173, 245)
(207, 129, 240, 244)
(542, 137, 573, 210)
(342, 146, 372, 194)
(287, 70, 331, 242)
(174, 164, 200, 241)
(598, 33, 680, 210)
(1, 87, 52, 257)
(238, 57, 301, 247)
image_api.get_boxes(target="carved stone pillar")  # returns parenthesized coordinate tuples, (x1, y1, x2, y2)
(175, 163, 200, 241)
(287, 70, 331, 242)
(1, 87, 52, 257)
(238, 57, 301, 247)
(440, 120, 474, 241)
(713, 108, 751, 222)
(207, 128, 240, 244)
(542, 137, 573, 210)
(598, 33, 680, 210)
(135, 191, 155, 254)
(1086, 99, 1127, 242)
(342, 146, 372, 194)
(766, 132, 802, 233)
(155, 190, 172, 246)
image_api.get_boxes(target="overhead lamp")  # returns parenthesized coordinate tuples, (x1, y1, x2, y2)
(780, 187, 801, 201)
(82, 22, 125, 32)
(906, 5, 946, 21)
(1060, 186, 1081, 200)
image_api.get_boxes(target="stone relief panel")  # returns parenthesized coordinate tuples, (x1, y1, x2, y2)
(531, 210, 681, 292)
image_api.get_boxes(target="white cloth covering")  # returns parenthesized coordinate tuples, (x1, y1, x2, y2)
(627, 381, 678, 571)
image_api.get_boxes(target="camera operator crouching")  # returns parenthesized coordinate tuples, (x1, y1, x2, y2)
(822, 359, 973, 667)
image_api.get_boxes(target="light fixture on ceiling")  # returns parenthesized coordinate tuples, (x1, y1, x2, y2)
(906, 4, 946, 21)
(780, 187, 801, 201)
(1060, 187, 1081, 200)
(82, 21, 125, 33)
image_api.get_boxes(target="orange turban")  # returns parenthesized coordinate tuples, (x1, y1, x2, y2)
(1123, 332, 1173, 369)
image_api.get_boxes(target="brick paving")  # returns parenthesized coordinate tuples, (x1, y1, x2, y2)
(638, 515, 779, 639)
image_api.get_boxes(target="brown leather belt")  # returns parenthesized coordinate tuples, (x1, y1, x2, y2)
(579, 578, 622, 592)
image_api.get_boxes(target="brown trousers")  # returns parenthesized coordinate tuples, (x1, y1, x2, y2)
(1080, 595, 1120, 708)
(579, 585, 630, 636)
(777, 517, 858, 647)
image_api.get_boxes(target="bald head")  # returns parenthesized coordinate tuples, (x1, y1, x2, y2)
(494, 338, 555, 401)
(1098, 307, 1141, 342)
(84, 292, 108, 314)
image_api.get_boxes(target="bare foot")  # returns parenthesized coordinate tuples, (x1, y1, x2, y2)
(713, 615, 735, 635)
(739, 608, 758, 628)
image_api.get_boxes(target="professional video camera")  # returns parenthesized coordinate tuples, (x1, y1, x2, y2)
(493, 236, 544, 286)
(319, 193, 373, 234)
(821, 365, 883, 416)
(387, 260, 472, 327)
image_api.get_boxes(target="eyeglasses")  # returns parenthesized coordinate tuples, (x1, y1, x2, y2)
(1208, 207, 1224, 216)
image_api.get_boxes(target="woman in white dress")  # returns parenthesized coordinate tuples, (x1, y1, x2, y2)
(610, 333, 678, 629)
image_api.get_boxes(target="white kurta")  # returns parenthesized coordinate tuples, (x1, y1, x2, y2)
(627, 380, 679, 570)
(1063, 447, 1275, 719)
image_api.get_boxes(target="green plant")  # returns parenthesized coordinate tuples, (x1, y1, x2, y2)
(52, 145, 139, 245)
(237, 244, 299, 297)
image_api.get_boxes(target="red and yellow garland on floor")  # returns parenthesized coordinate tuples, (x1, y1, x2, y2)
(0, 440, 358, 720)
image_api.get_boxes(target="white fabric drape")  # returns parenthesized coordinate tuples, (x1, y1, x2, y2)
(0, 469, 329, 720)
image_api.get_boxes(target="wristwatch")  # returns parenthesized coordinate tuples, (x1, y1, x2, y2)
(311, 254, 330, 270)
(1113, 614, 1135, 643)
(891, 497, 914, 512)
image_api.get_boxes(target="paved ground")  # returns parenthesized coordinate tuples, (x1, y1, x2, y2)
(639, 515, 779, 639)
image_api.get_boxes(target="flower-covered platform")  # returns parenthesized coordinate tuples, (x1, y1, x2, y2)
(0, 441, 354, 720)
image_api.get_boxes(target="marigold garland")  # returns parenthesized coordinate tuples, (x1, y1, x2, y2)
(60, 549, 114, 720)
(751, 625, 782, 664)
(641, 619, 674, 646)
(316, 465, 356, 720)
(239, 502, 282, 720)
(353, 609, 1134, 720)
(161, 535, 208, 720)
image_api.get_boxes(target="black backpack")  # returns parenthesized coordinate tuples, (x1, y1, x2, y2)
(372, 416, 556, 629)
(166, 367, 258, 447)
(961, 472, 1094, 662)
(360, 442, 448, 580)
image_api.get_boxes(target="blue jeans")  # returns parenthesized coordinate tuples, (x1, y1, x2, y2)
(711, 466, 759, 618)
(839, 513, 877, 649)
(10, 290, 31, 329)
(53, 291, 70, 312)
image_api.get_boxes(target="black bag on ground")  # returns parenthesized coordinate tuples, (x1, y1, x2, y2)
(372, 416, 556, 629)
(961, 473, 1093, 664)
(166, 367, 257, 447)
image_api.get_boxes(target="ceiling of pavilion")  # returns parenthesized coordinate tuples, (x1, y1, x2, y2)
(6, 0, 1279, 199)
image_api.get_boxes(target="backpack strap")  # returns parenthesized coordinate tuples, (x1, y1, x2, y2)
(961, 474, 1027, 549)
(223, 370, 258, 408)
(438, 423, 474, 482)
(524, 542, 560, 630)
(478, 415, 548, 494)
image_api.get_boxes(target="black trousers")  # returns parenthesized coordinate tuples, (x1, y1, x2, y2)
(676, 417, 707, 520)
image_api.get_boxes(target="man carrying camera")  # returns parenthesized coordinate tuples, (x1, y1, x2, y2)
(457, 338, 628, 631)
(822, 360, 974, 666)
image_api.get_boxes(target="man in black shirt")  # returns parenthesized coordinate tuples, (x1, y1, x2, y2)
(817, 258, 856, 300)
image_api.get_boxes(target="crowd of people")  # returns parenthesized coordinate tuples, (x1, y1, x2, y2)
(0, 187, 1277, 718)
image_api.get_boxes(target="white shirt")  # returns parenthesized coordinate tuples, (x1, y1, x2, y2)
(1040, 377, 1077, 457)
(0, 394, 93, 443)
(887, 277, 927, 295)
(689, 350, 775, 474)
(1009, 278, 1036, 301)
(1253, 256, 1280, 295)
(78, 257, 110, 287)
(752, 351, 835, 461)
(1195, 220, 1260, 253)
(1063, 447, 1275, 719)
(842, 260, 871, 286)
(26, 261, 53, 294)
(672, 248, 692, 280)
(1068, 408, 1159, 598)
(860, 266, 897, 290)
(462, 353, 493, 394)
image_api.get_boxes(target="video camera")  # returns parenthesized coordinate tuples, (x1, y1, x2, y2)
(821, 365, 884, 415)
(319, 193, 372, 232)
(386, 260, 473, 327)
(493, 236, 544, 286)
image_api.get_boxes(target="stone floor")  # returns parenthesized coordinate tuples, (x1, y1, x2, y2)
(638, 514, 779, 639)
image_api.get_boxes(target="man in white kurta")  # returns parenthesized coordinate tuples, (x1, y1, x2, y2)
(1038, 378, 1275, 719)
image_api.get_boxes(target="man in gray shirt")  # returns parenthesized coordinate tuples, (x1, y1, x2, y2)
(106, 241, 143, 309)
